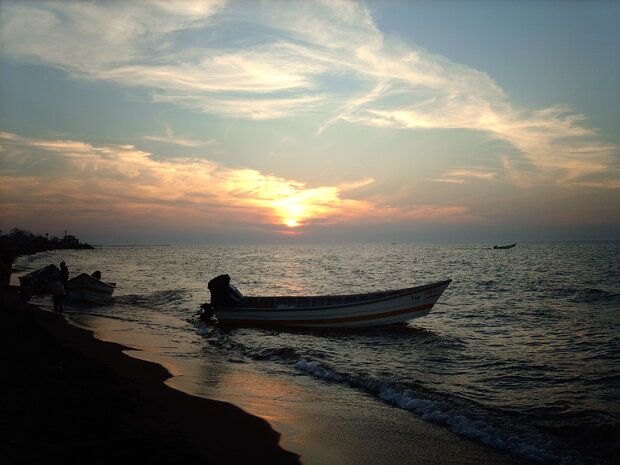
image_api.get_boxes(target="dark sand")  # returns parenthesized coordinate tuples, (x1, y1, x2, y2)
(1, 287, 300, 465)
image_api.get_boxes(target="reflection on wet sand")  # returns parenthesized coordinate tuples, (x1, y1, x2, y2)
(65, 310, 333, 462)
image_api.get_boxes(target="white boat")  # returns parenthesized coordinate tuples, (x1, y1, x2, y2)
(66, 273, 116, 303)
(203, 276, 452, 328)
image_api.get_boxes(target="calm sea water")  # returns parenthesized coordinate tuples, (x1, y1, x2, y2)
(16, 242, 620, 465)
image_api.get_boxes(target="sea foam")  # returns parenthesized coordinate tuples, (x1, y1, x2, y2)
(294, 357, 580, 465)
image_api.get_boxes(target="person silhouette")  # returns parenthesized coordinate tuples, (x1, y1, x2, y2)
(59, 261, 69, 286)
(50, 275, 64, 314)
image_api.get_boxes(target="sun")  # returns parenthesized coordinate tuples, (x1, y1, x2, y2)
(272, 184, 367, 230)
(276, 197, 309, 228)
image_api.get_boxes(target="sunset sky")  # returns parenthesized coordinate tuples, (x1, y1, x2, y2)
(1, 0, 619, 245)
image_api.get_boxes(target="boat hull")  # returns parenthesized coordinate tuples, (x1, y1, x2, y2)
(213, 279, 451, 328)
(18, 265, 61, 300)
(66, 273, 115, 303)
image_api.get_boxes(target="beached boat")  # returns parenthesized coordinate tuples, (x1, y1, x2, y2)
(65, 273, 116, 303)
(18, 264, 61, 301)
(493, 243, 517, 249)
(202, 275, 452, 328)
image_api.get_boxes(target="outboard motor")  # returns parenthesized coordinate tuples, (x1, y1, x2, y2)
(207, 274, 244, 307)
(200, 302, 214, 320)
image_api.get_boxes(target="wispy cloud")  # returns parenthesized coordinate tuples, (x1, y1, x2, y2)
(142, 124, 217, 147)
(0, 132, 472, 231)
(150, 93, 327, 120)
(431, 168, 498, 184)
(1, 0, 617, 189)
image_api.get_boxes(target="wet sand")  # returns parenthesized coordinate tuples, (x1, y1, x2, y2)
(168, 350, 535, 465)
(2, 286, 533, 465)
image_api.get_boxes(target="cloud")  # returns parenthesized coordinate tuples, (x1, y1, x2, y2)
(0, 132, 473, 231)
(150, 93, 328, 120)
(1, 0, 617, 190)
(142, 124, 218, 147)
(444, 169, 497, 181)
(430, 168, 497, 184)
(0, 0, 225, 65)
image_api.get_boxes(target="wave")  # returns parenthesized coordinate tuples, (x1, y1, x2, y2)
(538, 286, 620, 305)
(248, 346, 299, 361)
(195, 322, 602, 465)
(572, 288, 620, 303)
(293, 357, 585, 465)
(115, 288, 192, 311)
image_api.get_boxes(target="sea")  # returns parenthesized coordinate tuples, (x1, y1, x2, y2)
(14, 242, 620, 465)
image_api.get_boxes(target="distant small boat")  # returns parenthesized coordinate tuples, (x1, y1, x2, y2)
(493, 243, 516, 249)
(202, 275, 452, 328)
(66, 273, 116, 303)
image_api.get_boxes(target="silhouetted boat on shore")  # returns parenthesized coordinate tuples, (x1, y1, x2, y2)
(201, 275, 452, 328)
(18, 264, 61, 300)
(493, 243, 516, 249)
(66, 273, 116, 303)
(18, 266, 115, 304)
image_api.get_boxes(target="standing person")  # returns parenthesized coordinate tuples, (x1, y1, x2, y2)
(57, 261, 69, 314)
(50, 275, 64, 314)
(59, 261, 69, 287)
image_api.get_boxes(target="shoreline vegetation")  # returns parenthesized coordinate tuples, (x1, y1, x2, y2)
(1, 228, 300, 465)
(1, 228, 94, 261)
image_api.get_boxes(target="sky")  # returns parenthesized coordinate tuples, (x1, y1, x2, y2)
(1, 0, 619, 245)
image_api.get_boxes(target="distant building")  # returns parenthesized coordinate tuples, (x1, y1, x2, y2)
(61, 234, 80, 245)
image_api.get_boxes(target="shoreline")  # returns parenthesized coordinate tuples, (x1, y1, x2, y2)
(3, 282, 536, 465)
(2, 287, 300, 465)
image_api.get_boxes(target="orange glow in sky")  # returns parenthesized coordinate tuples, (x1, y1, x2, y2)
(0, 132, 382, 234)
(270, 187, 359, 229)
(274, 195, 314, 228)
(0, 131, 481, 237)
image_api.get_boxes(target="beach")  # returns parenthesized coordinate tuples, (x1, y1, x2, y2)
(2, 286, 300, 465)
(2, 284, 537, 465)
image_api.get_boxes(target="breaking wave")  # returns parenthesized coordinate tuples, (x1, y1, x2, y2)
(293, 357, 584, 465)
